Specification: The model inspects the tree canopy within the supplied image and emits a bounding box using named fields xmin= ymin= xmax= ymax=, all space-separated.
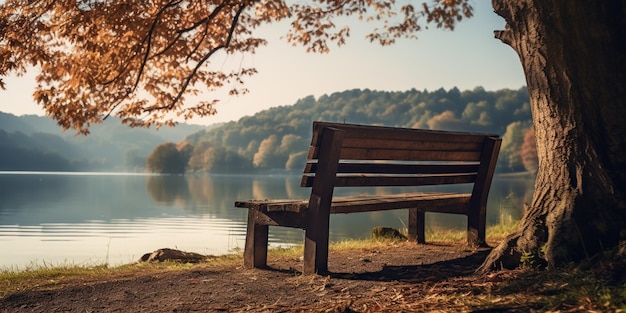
xmin=146 ymin=142 xmax=191 ymax=174
xmin=1 ymin=0 xmax=472 ymax=134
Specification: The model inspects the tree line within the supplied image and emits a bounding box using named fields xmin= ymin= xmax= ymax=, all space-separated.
xmin=148 ymin=86 xmax=537 ymax=174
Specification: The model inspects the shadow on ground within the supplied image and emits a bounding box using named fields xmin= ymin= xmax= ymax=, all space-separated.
xmin=329 ymin=248 xmax=491 ymax=283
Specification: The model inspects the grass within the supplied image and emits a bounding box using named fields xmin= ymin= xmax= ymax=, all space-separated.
xmin=0 ymin=261 xmax=194 ymax=298
xmin=0 ymin=250 xmax=252 ymax=295
xmin=421 ymin=214 xmax=519 ymax=245
xmin=484 ymin=253 xmax=626 ymax=312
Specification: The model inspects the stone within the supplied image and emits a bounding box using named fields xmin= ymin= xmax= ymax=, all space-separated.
xmin=139 ymin=248 xmax=210 ymax=263
xmin=370 ymin=227 xmax=407 ymax=241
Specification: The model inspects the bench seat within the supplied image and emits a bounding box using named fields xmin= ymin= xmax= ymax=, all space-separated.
xmin=235 ymin=192 xmax=470 ymax=214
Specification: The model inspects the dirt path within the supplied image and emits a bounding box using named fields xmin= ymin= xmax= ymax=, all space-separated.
xmin=1 ymin=243 xmax=510 ymax=312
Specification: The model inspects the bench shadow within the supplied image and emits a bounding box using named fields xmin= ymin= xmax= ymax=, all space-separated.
xmin=326 ymin=248 xmax=491 ymax=283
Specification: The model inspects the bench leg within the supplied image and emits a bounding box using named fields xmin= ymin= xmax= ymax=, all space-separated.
xmin=244 ymin=210 xmax=268 ymax=268
xmin=467 ymin=211 xmax=488 ymax=248
xmin=303 ymin=218 xmax=330 ymax=275
xmin=408 ymin=208 xmax=426 ymax=244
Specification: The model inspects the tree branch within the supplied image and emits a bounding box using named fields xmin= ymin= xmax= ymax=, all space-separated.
xmin=100 ymin=0 xmax=182 ymax=86
xmin=494 ymin=29 xmax=513 ymax=46
xmin=179 ymin=0 xmax=230 ymax=34
xmin=153 ymin=0 xmax=232 ymax=59
xmin=144 ymin=3 xmax=247 ymax=112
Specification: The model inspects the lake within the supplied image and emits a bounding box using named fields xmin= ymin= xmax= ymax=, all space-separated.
xmin=0 ymin=171 xmax=534 ymax=269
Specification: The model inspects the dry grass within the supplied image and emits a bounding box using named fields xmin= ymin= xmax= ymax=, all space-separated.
xmin=0 ymin=261 xmax=201 ymax=298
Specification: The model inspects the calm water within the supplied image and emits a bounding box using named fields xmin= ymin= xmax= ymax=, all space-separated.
xmin=0 ymin=172 xmax=534 ymax=269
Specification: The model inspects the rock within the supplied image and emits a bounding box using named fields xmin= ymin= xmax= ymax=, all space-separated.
xmin=139 ymin=248 xmax=210 ymax=263
xmin=370 ymin=227 xmax=407 ymax=241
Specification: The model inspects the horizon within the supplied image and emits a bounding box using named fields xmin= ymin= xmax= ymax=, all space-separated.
xmin=0 ymin=2 xmax=526 ymax=126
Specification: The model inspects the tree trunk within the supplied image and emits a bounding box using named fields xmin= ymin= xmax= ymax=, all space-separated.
xmin=479 ymin=0 xmax=626 ymax=272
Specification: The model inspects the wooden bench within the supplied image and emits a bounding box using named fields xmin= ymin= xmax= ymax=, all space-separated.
xmin=235 ymin=121 xmax=501 ymax=274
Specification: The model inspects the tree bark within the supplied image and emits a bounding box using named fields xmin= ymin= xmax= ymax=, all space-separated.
xmin=479 ymin=0 xmax=626 ymax=272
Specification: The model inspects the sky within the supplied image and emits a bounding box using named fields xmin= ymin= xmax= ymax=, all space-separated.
xmin=0 ymin=1 xmax=526 ymax=126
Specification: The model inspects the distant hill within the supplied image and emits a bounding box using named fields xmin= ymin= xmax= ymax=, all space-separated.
xmin=0 ymin=112 xmax=37 ymax=134
xmin=0 ymin=112 xmax=205 ymax=171
xmin=180 ymin=86 xmax=535 ymax=174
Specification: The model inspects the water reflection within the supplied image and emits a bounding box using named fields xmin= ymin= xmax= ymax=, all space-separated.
xmin=146 ymin=175 xmax=190 ymax=205
xmin=0 ymin=172 xmax=534 ymax=269
xmin=487 ymin=173 xmax=535 ymax=225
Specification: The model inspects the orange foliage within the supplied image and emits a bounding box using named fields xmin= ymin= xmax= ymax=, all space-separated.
xmin=1 ymin=0 xmax=472 ymax=134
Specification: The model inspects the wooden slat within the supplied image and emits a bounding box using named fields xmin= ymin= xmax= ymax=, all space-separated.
xmin=301 ymin=173 xmax=476 ymax=187
xmin=311 ymin=122 xmax=497 ymax=145
xmin=335 ymin=174 xmax=477 ymax=187
xmin=303 ymin=162 xmax=480 ymax=175
xmin=343 ymin=147 xmax=483 ymax=161
xmin=308 ymin=146 xmax=483 ymax=161
xmin=329 ymin=193 xmax=470 ymax=214
xmin=235 ymin=199 xmax=305 ymax=212
xmin=339 ymin=137 xmax=485 ymax=151
xmin=236 ymin=199 xmax=308 ymax=212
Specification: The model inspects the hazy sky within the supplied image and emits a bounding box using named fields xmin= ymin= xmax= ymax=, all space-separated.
xmin=0 ymin=2 xmax=526 ymax=125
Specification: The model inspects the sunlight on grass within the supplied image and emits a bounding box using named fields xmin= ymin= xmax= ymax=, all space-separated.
xmin=0 ymin=260 xmax=206 ymax=297
xmin=1 ymin=263 xmax=110 ymax=297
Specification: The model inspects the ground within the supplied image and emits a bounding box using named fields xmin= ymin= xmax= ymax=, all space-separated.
xmin=2 ymin=241 xmax=622 ymax=312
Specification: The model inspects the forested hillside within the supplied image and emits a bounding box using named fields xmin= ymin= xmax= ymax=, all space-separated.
xmin=179 ymin=87 xmax=536 ymax=174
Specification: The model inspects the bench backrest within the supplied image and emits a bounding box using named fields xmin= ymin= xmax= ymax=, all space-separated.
xmin=298 ymin=122 xmax=500 ymax=272
xmin=300 ymin=122 xmax=501 ymax=210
